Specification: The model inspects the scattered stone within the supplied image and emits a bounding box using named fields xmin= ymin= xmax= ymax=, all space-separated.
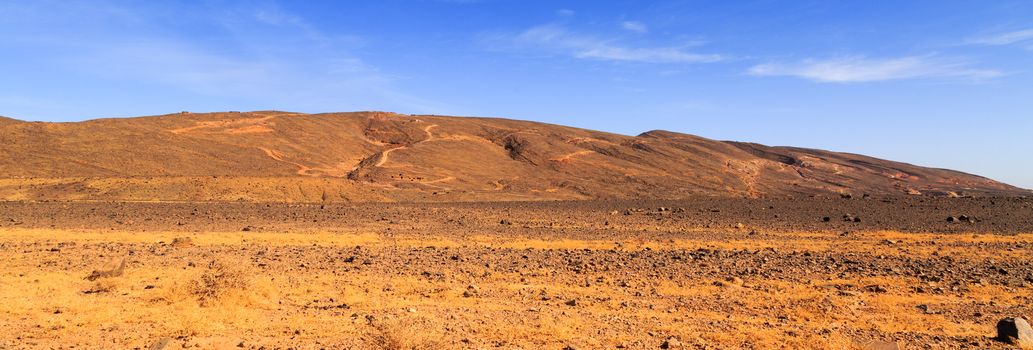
xmin=565 ymin=299 xmax=578 ymax=306
xmin=660 ymin=336 xmax=682 ymax=349
xmin=863 ymin=285 xmax=888 ymax=293
xmin=463 ymin=285 xmax=479 ymax=298
xmin=539 ymin=291 xmax=551 ymax=301
xmin=241 ymin=226 xmax=253 ymax=232
xmin=996 ymin=317 xmax=1033 ymax=347
xmin=86 ymin=259 xmax=126 ymax=281
xmin=714 ymin=276 xmax=744 ymax=288
xmin=916 ymin=304 xmax=940 ymax=315
xmin=838 ymin=290 xmax=861 ymax=297
xmin=148 ymin=337 xmax=170 ymax=350
xmin=499 ymin=219 xmax=512 ymax=225
xmin=170 ymin=237 xmax=194 ymax=248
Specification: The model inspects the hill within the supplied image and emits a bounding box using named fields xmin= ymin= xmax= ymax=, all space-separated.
xmin=0 ymin=111 xmax=1025 ymax=202
xmin=0 ymin=116 xmax=21 ymax=126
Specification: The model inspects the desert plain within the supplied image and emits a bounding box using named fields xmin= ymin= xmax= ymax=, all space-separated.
xmin=1 ymin=197 xmax=1031 ymax=349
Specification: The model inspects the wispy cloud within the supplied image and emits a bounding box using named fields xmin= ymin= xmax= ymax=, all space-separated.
xmin=969 ymin=28 xmax=1033 ymax=46
xmin=490 ymin=24 xmax=721 ymax=64
xmin=0 ymin=0 xmax=451 ymax=114
xmin=747 ymin=56 xmax=1002 ymax=83
xmin=620 ymin=21 xmax=648 ymax=34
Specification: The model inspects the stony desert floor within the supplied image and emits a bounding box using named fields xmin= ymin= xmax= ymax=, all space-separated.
xmin=0 ymin=197 xmax=1031 ymax=349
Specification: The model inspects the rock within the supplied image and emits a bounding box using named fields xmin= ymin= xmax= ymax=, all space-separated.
xmin=838 ymin=290 xmax=861 ymax=297
xmin=241 ymin=226 xmax=253 ymax=232
xmin=947 ymin=216 xmax=958 ymax=223
xmin=916 ymin=304 xmax=940 ymax=314
xmin=499 ymin=219 xmax=512 ymax=225
xmin=864 ymin=285 xmax=888 ymax=293
xmin=148 ymin=338 xmax=171 ymax=350
xmin=564 ymin=299 xmax=578 ymax=306
xmin=660 ymin=336 xmax=682 ymax=349
xmin=822 ymin=216 xmax=831 ymax=222
xmin=996 ymin=317 xmax=1033 ymax=347
xmin=85 ymin=259 xmax=127 ymax=281
xmin=170 ymin=237 xmax=194 ymax=248
xmin=714 ymin=276 xmax=743 ymax=288
xmin=856 ymin=339 xmax=901 ymax=350
xmin=463 ymin=285 xmax=479 ymax=297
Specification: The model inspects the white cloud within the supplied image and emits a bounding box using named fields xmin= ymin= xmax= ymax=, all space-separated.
xmin=501 ymin=24 xmax=721 ymax=64
xmin=620 ymin=21 xmax=647 ymax=33
xmin=556 ymin=9 xmax=575 ymax=17
xmin=969 ymin=28 xmax=1033 ymax=46
xmin=747 ymin=56 xmax=1002 ymax=83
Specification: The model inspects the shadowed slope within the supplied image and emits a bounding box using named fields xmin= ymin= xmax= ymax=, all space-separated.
xmin=0 ymin=111 xmax=1025 ymax=202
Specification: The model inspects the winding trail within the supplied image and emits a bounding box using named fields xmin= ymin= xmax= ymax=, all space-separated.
xmin=549 ymin=150 xmax=596 ymax=163
xmin=374 ymin=124 xmax=438 ymax=167
xmin=257 ymin=147 xmax=355 ymax=177
xmin=169 ymin=113 xmax=302 ymax=135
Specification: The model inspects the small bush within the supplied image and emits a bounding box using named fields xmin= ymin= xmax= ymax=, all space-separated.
xmin=189 ymin=260 xmax=249 ymax=307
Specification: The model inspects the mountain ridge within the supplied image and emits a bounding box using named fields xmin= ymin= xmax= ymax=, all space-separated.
xmin=0 ymin=111 xmax=1026 ymax=202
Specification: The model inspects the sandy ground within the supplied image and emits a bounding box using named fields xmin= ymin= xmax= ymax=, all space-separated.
xmin=0 ymin=198 xmax=1031 ymax=349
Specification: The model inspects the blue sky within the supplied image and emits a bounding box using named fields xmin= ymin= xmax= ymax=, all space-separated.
xmin=1 ymin=0 xmax=1031 ymax=188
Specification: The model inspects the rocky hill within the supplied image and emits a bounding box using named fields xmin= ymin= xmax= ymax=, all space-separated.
xmin=0 ymin=111 xmax=1025 ymax=202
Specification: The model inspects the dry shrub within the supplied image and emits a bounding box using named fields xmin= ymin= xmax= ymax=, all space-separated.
xmin=369 ymin=318 xmax=442 ymax=350
xmin=189 ymin=260 xmax=250 ymax=307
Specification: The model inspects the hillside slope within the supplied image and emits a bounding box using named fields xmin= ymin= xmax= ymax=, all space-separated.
xmin=0 ymin=111 xmax=1025 ymax=202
